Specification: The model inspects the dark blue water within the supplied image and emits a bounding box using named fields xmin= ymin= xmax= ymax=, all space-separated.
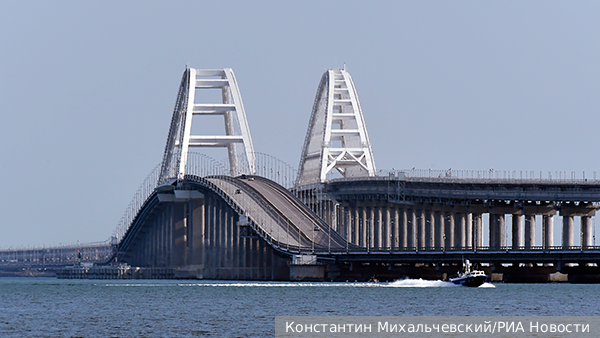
xmin=1 ymin=278 xmax=598 ymax=337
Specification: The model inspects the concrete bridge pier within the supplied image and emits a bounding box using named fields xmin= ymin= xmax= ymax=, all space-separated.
xmin=354 ymin=207 xmax=360 ymax=247
xmin=465 ymin=213 xmax=473 ymax=249
xmin=361 ymin=207 xmax=368 ymax=248
xmin=168 ymin=203 xmax=185 ymax=267
xmin=392 ymin=207 xmax=400 ymax=250
xmin=543 ymin=215 xmax=554 ymax=249
xmin=512 ymin=214 xmax=523 ymax=249
xmin=119 ymin=186 xmax=294 ymax=280
xmin=444 ymin=212 xmax=455 ymax=250
xmin=384 ymin=206 xmax=392 ymax=250
xmin=561 ymin=205 xmax=596 ymax=249
xmin=472 ymin=213 xmax=483 ymax=248
xmin=343 ymin=204 xmax=352 ymax=244
xmin=582 ymin=216 xmax=593 ymax=249
xmin=524 ymin=215 xmax=536 ymax=249
xmin=336 ymin=203 xmax=346 ymax=240
xmin=562 ymin=215 xmax=575 ymax=248
xmin=425 ymin=209 xmax=435 ymax=250
xmin=368 ymin=205 xmax=376 ymax=249
xmin=400 ymin=207 xmax=408 ymax=249
xmin=489 ymin=214 xmax=505 ymax=249
xmin=434 ymin=211 xmax=444 ymax=250
xmin=407 ymin=209 xmax=416 ymax=249
xmin=370 ymin=205 xmax=377 ymax=249
xmin=417 ymin=209 xmax=426 ymax=250
xmin=455 ymin=212 xmax=466 ymax=249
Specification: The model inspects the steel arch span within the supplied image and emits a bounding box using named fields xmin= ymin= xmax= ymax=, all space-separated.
xmin=160 ymin=68 xmax=256 ymax=183
xmin=296 ymin=67 xmax=377 ymax=187
xmin=67 ymin=66 xmax=600 ymax=283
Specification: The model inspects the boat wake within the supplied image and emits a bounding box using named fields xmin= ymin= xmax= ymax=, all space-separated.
xmin=384 ymin=279 xmax=496 ymax=288
xmin=478 ymin=283 xmax=496 ymax=288
xmin=102 ymin=280 xmax=496 ymax=288
xmin=385 ymin=278 xmax=457 ymax=288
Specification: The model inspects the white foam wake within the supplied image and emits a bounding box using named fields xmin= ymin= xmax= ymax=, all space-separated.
xmin=478 ymin=282 xmax=496 ymax=288
xmin=102 ymin=280 xmax=496 ymax=288
xmin=385 ymin=278 xmax=458 ymax=288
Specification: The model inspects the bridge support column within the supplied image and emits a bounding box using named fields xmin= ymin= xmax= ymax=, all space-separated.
xmin=371 ymin=206 xmax=378 ymax=249
xmin=147 ymin=221 xmax=154 ymax=266
xmin=190 ymin=198 xmax=205 ymax=266
xmin=166 ymin=205 xmax=174 ymax=266
xmin=465 ymin=213 xmax=473 ymax=249
xmin=434 ymin=211 xmax=444 ymax=250
xmin=172 ymin=203 xmax=187 ymax=267
xmin=156 ymin=212 xmax=164 ymax=266
xmin=408 ymin=209 xmax=416 ymax=250
xmin=344 ymin=204 xmax=352 ymax=242
xmin=417 ymin=209 xmax=426 ymax=250
xmin=147 ymin=220 xmax=154 ymax=266
xmin=561 ymin=205 xmax=596 ymax=249
xmin=489 ymin=214 xmax=495 ymax=249
xmin=512 ymin=215 xmax=523 ymax=249
xmin=444 ymin=212 xmax=454 ymax=250
xmin=217 ymin=199 xmax=226 ymax=273
xmin=369 ymin=206 xmax=376 ymax=249
xmin=353 ymin=207 xmax=360 ymax=246
xmin=336 ymin=203 xmax=343 ymax=237
xmin=380 ymin=205 xmax=387 ymax=249
xmin=543 ymin=215 xmax=554 ymax=249
xmin=361 ymin=207 xmax=368 ymax=248
xmin=384 ymin=206 xmax=391 ymax=250
xmin=562 ymin=215 xmax=574 ymax=249
xmin=582 ymin=216 xmax=593 ymax=249
xmin=472 ymin=213 xmax=483 ymax=248
xmin=252 ymin=238 xmax=259 ymax=279
xmin=525 ymin=215 xmax=536 ymax=249
xmin=400 ymin=207 xmax=408 ymax=249
xmin=378 ymin=205 xmax=385 ymax=249
xmin=490 ymin=214 xmax=505 ymax=249
xmin=392 ymin=206 xmax=400 ymax=250
xmin=426 ymin=209 xmax=435 ymax=250
xmin=455 ymin=212 xmax=466 ymax=249
xmin=499 ymin=214 xmax=506 ymax=248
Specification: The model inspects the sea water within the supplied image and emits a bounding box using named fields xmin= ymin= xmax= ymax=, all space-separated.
xmin=1 ymin=277 xmax=598 ymax=337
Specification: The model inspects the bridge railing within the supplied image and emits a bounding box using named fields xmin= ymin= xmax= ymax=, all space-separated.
xmin=253 ymin=152 xmax=298 ymax=190
xmin=113 ymin=164 xmax=161 ymax=242
xmin=113 ymin=152 xmax=299 ymax=246
xmin=185 ymin=174 xmax=357 ymax=254
xmin=325 ymin=168 xmax=600 ymax=185
xmin=0 ymin=240 xmax=113 ymax=267
xmin=393 ymin=168 xmax=600 ymax=184
xmin=305 ymin=245 xmax=600 ymax=255
xmin=185 ymin=175 xmax=312 ymax=253
xmin=184 ymin=152 xmax=298 ymax=189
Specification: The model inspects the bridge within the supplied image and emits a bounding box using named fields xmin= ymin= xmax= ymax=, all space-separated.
xmin=3 ymin=66 xmax=600 ymax=282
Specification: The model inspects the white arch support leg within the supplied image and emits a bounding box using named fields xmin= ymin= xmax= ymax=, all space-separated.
xmin=159 ymin=67 xmax=256 ymax=183
xmin=297 ymin=67 xmax=376 ymax=186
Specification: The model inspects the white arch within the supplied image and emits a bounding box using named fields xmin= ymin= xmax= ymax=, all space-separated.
xmin=296 ymin=68 xmax=376 ymax=186
xmin=159 ymin=68 xmax=256 ymax=183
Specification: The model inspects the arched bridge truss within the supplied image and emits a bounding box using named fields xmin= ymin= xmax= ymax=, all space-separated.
xmin=111 ymin=67 xmax=600 ymax=282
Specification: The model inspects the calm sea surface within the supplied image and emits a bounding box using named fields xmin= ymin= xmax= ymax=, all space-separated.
xmin=1 ymin=277 xmax=598 ymax=337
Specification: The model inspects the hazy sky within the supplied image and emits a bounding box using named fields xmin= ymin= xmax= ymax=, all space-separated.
xmin=1 ymin=1 xmax=599 ymax=248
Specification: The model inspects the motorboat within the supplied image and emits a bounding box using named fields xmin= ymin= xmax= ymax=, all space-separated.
xmin=448 ymin=259 xmax=488 ymax=287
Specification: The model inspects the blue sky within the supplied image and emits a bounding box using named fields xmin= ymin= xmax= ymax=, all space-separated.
xmin=1 ymin=1 xmax=599 ymax=247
